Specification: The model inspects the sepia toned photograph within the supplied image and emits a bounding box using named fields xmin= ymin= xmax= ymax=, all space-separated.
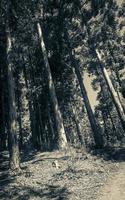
xmin=0 ymin=0 xmax=125 ymax=199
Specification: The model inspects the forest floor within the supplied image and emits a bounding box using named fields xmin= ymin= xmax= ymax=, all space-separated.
xmin=0 ymin=147 xmax=125 ymax=200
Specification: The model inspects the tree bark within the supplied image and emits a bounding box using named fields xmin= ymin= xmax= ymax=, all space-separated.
xmin=6 ymin=32 xmax=20 ymax=170
xmin=0 ymin=68 xmax=6 ymax=150
xmin=37 ymin=23 xmax=68 ymax=150
xmin=16 ymin=73 xmax=23 ymax=149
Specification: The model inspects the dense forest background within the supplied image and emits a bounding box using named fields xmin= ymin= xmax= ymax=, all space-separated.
xmin=0 ymin=0 xmax=125 ymax=171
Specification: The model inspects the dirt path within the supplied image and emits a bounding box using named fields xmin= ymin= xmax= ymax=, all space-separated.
xmin=98 ymin=162 xmax=125 ymax=200
xmin=0 ymin=150 xmax=122 ymax=200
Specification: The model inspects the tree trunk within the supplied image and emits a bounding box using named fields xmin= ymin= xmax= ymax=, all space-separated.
xmin=96 ymin=49 xmax=125 ymax=131
xmin=6 ymin=32 xmax=20 ymax=170
xmin=47 ymin=101 xmax=55 ymax=150
xmin=37 ymin=23 xmax=67 ymax=150
xmin=16 ymin=73 xmax=23 ymax=149
xmin=72 ymin=106 xmax=86 ymax=148
xmin=107 ymin=43 xmax=125 ymax=112
xmin=23 ymin=66 xmax=37 ymax=148
xmin=19 ymin=71 xmax=32 ymax=148
xmin=100 ymin=82 xmax=116 ymax=144
xmin=101 ymin=110 xmax=109 ymax=144
xmin=72 ymin=59 xmax=103 ymax=147
xmin=0 ymin=69 xmax=6 ymax=150
xmin=64 ymin=29 xmax=103 ymax=147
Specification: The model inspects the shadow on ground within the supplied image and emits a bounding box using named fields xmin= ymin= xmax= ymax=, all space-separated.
xmin=1 ymin=146 xmax=125 ymax=200
xmin=0 ymin=151 xmax=69 ymax=200
xmin=0 ymin=152 xmax=15 ymax=199
xmin=0 ymin=183 xmax=69 ymax=200
xmin=92 ymin=147 xmax=125 ymax=162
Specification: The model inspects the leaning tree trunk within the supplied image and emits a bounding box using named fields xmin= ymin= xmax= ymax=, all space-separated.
xmin=107 ymin=42 xmax=125 ymax=112
xmin=37 ymin=23 xmax=68 ymax=150
xmin=6 ymin=32 xmax=20 ymax=170
xmin=64 ymin=31 xmax=103 ymax=148
xmin=72 ymin=59 xmax=103 ymax=147
xmin=96 ymin=49 xmax=125 ymax=131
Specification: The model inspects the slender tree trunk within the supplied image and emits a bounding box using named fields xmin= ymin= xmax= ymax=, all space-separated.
xmin=6 ymin=32 xmax=20 ymax=170
xmin=23 ymin=66 xmax=37 ymax=148
xmin=16 ymin=74 xmax=23 ymax=149
xmin=37 ymin=102 xmax=45 ymax=150
xmin=37 ymin=23 xmax=67 ymax=150
xmin=19 ymin=71 xmax=32 ymax=148
xmin=0 ymin=72 xmax=6 ymax=150
xmin=101 ymin=110 xmax=109 ymax=143
xmin=96 ymin=49 xmax=125 ymax=130
xmin=72 ymin=106 xmax=86 ymax=148
xmin=47 ymin=101 xmax=55 ymax=150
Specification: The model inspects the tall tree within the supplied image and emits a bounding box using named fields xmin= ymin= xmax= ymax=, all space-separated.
xmin=96 ymin=49 xmax=125 ymax=130
xmin=37 ymin=23 xmax=68 ymax=150
xmin=6 ymin=31 xmax=20 ymax=170
xmin=6 ymin=1 xmax=20 ymax=170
